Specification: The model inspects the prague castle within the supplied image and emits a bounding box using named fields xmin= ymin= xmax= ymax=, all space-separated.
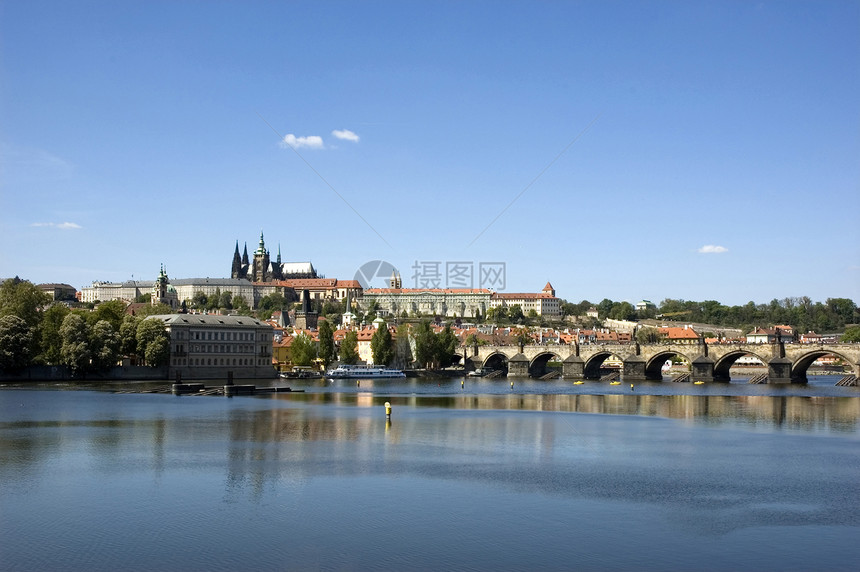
xmin=231 ymin=231 xmax=317 ymax=282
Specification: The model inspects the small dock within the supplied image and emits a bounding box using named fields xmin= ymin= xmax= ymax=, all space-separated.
xmin=172 ymin=383 xmax=302 ymax=396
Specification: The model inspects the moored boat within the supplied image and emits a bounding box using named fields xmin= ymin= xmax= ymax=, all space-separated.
xmin=326 ymin=364 xmax=406 ymax=379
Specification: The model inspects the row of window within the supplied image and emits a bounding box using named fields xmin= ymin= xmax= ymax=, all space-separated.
xmin=171 ymin=358 xmax=269 ymax=367
xmin=189 ymin=330 xmax=261 ymax=341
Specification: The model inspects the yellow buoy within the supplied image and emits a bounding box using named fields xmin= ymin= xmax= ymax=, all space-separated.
xmin=573 ymin=381 xmax=584 ymax=385
xmin=694 ymin=381 xmax=705 ymax=385
xmin=385 ymin=401 xmax=391 ymax=418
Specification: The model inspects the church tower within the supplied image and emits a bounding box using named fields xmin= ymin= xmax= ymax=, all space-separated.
xmin=252 ymin=230 xmax=270 ymax=283
xmin=389 ymin=270 xmax=402 ymax=289
xmin=152 ymin=264 xmax=177 ymax=309
xmin=231 ymin=241 xmax=242 ymax=279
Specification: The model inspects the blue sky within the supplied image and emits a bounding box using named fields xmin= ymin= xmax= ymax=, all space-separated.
xmin=2 ymin=0 xmax=858 ymax=306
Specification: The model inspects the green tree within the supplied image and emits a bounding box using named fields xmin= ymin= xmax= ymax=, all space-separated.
xmin=207 ymin=288 xmax=222 ymax=311
xmin=89 ymin=320 xmax=120 ymax=371
xmin=144 ymin=336 xmax=170 ymax=367
xmin=232 ymin=295 xmax=250 ymax=313
xmin=509 ymin=305 xmax=525 ymax=324
xmin=371 ymin=325 xmax=395 ymax=366
xmin=609 ymin=301 xmax=636 ymax=321
xmin=119 ymin=315 xmax=141 ymax=358
xmin=339 ymin=330 xmax=359 ymax=364
xmin=597 ymin=298 xmax=614 ymax=319
xmin=135 ymin=303 xmax=174 ymax=318
xmin=91 ymin=300 xmax=127 ymax=332
xmin=413 ymin=321 xmax=438 ymax=368
xmin=318 ymin=320 xmax=336 ymax=366
xmin=0 ymin=277 xmax=50 ymax=328
xmin=0 ymin=315 xmax=34 ymax=372
xmin=220 ymin=290 xmax=234 ymax=310
xmin=841 ymin=326 xmax=860 ymax=343
xmin=136 ymin=318 xmax=169 ymax=367
xmin=636 ymin=326 xmax=661 ymax=344
xmin=60 ymin=313 xmax=91 ymax=375
xmin=435 ymin=325 xmax=458 ymax=368
xmin=393 ymin=325 xmax=413 ymax=368
xmin=290 ymin=332 xmax=316 ymax=366
xmin=191 ymin=291 xmax=208 ymax=309
xmin=258 ymin=292 xmax=286 ymax=312
xmin=37 ymin=304 xmax=70 ymax=365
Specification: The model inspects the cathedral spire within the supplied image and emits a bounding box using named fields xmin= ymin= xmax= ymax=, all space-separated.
xmin=277 ymin=243 xmax=282 ymax=264
xmin=242 ymin=243 xmax=249 ymax=265
xmin=255 ymin=229 xmax=266 ymax=255
xmin=231 ymin=241 xmax=242 ymax=279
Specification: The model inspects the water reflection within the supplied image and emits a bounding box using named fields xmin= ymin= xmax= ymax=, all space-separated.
xmin=276 ymin=392 xmax=860 ymax=433
xmin=2 ymin=388 xmax=859 ymax=572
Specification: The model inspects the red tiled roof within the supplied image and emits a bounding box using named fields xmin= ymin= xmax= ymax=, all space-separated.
xmin=491 ymin=292 xmax=556 ymax=300
xmin=365 ymin=288 xmax=491 ymax=294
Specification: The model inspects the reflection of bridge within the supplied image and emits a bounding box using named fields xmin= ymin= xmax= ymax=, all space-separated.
xmin=465 ymin=342 xmax=860 ymax=384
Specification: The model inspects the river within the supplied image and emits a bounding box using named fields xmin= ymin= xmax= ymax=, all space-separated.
xmin=1 ymin=376 xmax=858 ymax=571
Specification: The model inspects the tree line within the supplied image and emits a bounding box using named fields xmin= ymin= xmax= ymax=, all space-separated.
xmin=286 ymin=320 xmax=459 ymax=370
xmin=562 ymin=296 xmax=858 ymax=333
xmin=0 ymin=278 xmax=170 ymax=375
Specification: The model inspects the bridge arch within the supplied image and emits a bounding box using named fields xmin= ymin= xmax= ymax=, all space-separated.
xmin=529 ymin=351 xmax=562 ymax=377
xmin=583 ymin=351 xmax=625 ymax=380
xmin=790 ymin=349 xmax=855 ymax=383
xmin=713 ymin=350 xmax=770 ymax=382
xmin=644 ymin=350 xmax=695 ymax=381
xmin=482 ymin=352 xmax=509 ymax=373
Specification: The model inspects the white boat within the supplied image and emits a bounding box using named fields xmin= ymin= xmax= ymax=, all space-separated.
xmin=326 ymin=364 xmax=406 ymax=379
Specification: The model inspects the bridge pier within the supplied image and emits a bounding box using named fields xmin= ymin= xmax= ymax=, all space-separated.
xmin=767 ymin=356 xmax=793 ymax=384
xmin=562 ymin=354 xmax=584 ymax=379
xmin=622 ymin=355 xmax=647 ymax=382
xmin=691 ymin=355 xmax=716 ymax=383
xmin=508 ymin=353 xmax=529 ymax=377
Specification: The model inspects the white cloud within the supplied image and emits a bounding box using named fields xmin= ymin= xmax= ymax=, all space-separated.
xmin=331 ymin=129 xmax=360 ymax=143
xmin=281 ymin=134 xmax=324 ymax=149
xmin=698 ymin=245 xmax=728 ymax=254
xmin=32 ymin=222 xmax=82 ymax=230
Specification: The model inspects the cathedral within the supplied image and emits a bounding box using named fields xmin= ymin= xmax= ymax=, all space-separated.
xmin=231 ymin=231 xmax=317 ymax=282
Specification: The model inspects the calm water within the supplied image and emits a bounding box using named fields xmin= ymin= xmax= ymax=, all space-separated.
xmin=1 ymin=377 xmax=859 ymax=571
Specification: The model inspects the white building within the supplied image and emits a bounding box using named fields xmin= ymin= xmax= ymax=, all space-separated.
xmin=361 ymin=288 xmax=492 ymax=318
xmin=489 ymin=283 xmax=561 ymax=318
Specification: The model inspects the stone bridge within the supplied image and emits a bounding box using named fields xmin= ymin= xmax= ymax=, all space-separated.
xmin=464 ymin=341 xmax=860 ymax=384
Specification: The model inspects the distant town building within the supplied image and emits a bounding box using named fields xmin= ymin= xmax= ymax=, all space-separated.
xmin=274 ymin=278 xmax=363 ymax=303
xmin=361 ymin=281 xmax=562 ymax=319
xmin=37 ymin=283 xmax=77 ymax=302
xmin=147 ymin=314 xmax=274 ymax=379
xmin=746 ymin=326 xmax=795 ymax=344
xmin=81 ymin=280 xmax=155 ymax=304
xmin=799 ymin=331 xmax=822 ymax=344
xmin=657 ymin=326 xmax=701 ymax=344
xmin=361 ymin=287 xmax=492 ymax=318
xmin=635 ymin=300 xmax=656 ymax=312
xmin=489 ymin=283 xmax=561 ymax=318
